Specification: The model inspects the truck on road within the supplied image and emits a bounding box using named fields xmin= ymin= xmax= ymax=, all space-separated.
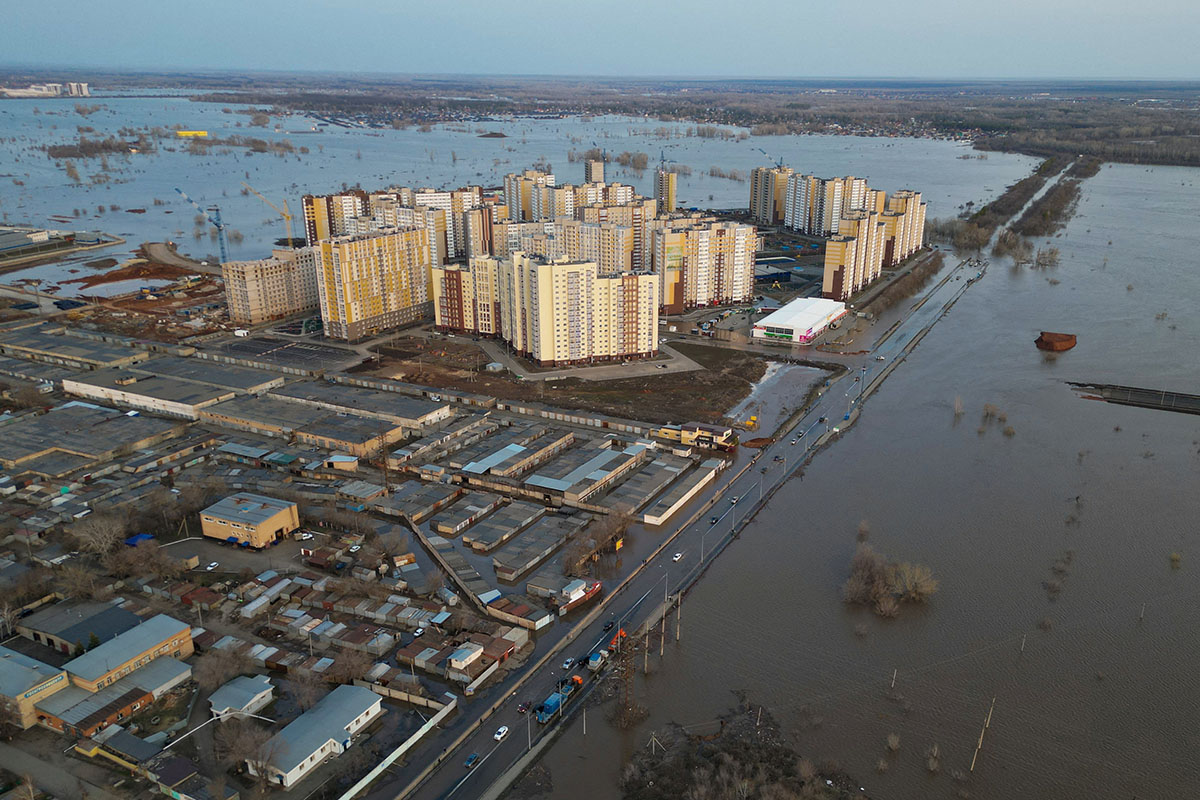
xmin=536 ymin=691 xmax=566 ymax=724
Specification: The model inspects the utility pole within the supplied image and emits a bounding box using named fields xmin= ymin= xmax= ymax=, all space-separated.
xmin=643 ymin=630 xmax=649 ymax=674
xmin=676 ymin=594 xmax=681 ymax=641
xmin=660 ymin=606 xmax=666 ymax=657
xmin=527 ymin=712 xmax=531 ymax=750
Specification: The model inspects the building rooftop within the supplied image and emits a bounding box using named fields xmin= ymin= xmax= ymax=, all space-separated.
xmin=64 ymin=369 xmax=233 ymax=407
xmin=264 ymin=684 xmax=381 ymax=776
xmin=202 ymin=493 xmax=296 ymax=526
xmin=0 ymin=325 xmax=145 ymax=369
xmin=63 ymin=615 xmax=190 ymax=683
xmin=0 ymin=401 xmax=185 ymax=477
xmin=754 ymin=296 xmax=847 ymax=336
xmin=0 ymin=646 xmax=62 ymax=698
xmin=20 ymin=601 xmax=141 ymax=647
xmin=271 ymin=381 xmax=446 ymax=426
xmin=137 ymin=356 xmax=283 ymax=392
xmin=208 ymin=674 xmax=273 ymax=715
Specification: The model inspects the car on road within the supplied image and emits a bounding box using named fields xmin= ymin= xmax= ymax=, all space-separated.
xmin=710 ymin=516 xmax=719 ymax=525
xmin=760 ymin=466 xmax=768 ymax=473
xmin=413 ymin=627 xmax=425 ymax=638
xmin=818 ymin=416 xmax=828 ymax=424
xmin=672 ymin=552 xmax=683 ymax=562
xmin=730 ymin=496 xmax=739 ymax=505
xmin=603 ymin=620 xmax=615 ymax=632
xmin=464 ymin=753 xmax=480 ymax=769
xmin=205 ymin=562 xmax=219 ymax=572
xmin=562 ymin=657 xmax=575 ymax=670
xmin=773 ymin=455 xmax=783 ymax=461
xmin=790 ymin=439 xmax=797 ymax=445
xmin=517 ymin=701 xmax=531 ymax=714
xmin=494 ymin=725 xmax=510 ymax=742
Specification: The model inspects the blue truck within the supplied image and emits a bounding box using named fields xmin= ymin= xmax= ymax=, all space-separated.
xmin=536 ymin=691 xmax=565 ymax=724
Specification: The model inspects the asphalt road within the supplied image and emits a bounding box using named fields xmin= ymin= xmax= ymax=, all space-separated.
xmin=379 ymin=256 xmax=979 ymax=800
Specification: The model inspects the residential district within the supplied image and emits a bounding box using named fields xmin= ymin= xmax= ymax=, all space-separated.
xmin=0 ymin=157 xmax=926 ymax=799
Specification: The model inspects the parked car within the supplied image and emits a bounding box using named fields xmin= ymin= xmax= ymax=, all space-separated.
xmin=494 ymin=725 xmax=509 ymax=742
xmin=205 ymin=562 xmax=219 ymax=572
xmin=413 ymin=627 xmax=425 ymax=638
xmin=464 ymin=753 xmax=480 ymax=769
xmin=349 ymin=544 xmax=361 ymax=553
xmin=876 ymin=355 xmax=886 ymax=361
xmin=672 ymin=552 xmax=683 ymax=562
xmin=297 ymin=532 xmax=314 ymax=541
xmin=562 ymin=657 xmax=575 ymax=670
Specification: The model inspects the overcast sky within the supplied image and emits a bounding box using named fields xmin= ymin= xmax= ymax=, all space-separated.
xmin=2 ymin=0 xmax=1197 ymax=80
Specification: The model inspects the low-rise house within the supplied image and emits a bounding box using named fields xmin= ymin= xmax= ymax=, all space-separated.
xmin=209 ymin=674 xmax=274 ymax=719
xmin=248 ymin=684 xmax=384 ymax=788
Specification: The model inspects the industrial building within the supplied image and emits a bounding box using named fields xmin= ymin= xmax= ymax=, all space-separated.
xmin=752 ymin=296 xmax=848 ymax=344
xmin=60 ymin=614 xmax=192 ymax=693
xmin=200 ymin=493 xmax=299 ymax=549
xmin=208 ymin=674 xmax=274 ymax=719
xmin=0 ymin=647 xmax=68 ymax=729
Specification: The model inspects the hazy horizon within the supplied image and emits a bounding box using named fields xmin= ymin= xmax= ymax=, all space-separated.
xmin=1 ymin=0 xmax=1197 ymax=81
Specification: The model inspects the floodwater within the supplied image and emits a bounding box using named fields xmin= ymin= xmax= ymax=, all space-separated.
xmin=1 ymin=92 xmax=1035 ymax=293
xmin=537 ymin=163 xmax=1200 ymax=799
xmin=8 ymin=94 xmax=1195 ymax=798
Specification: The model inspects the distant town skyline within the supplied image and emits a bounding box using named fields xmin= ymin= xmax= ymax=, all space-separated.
xmin=1 ymin=0 xmax=1197 ymax=80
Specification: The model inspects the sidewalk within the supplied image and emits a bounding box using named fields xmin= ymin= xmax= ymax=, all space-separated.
xmin=0 ymin=740 xmax=124 ymax=800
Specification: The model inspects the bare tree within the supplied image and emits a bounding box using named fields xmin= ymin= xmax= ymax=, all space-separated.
xmin=194 ymin=650 xmax=252 ymax=691
xmin=71 ymin=513 xmax=126 ymax=555
xmin=288 ymin=669 xmax=325 ymax=711
xmin=326 ymin=649 xmax=372 ymax=684
xmin=58 ymin=566 xmax=109 ymax=601
xmin=216 ymin=717 xmax=277 ymax=785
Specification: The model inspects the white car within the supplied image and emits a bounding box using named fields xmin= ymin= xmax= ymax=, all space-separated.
xmin=672 ymin=552 xmax=683 ymax=562
xmin=561 ymin=657 xmax=575 ymax=670
xmin=349 ymin=544 xmax=361 ymax=553
xmin=298 ymin=532 xmax=314 ymax=541
xmin=205 ymin=562 xmax=219 ymax=572
xmin=413 ymin=627 xmax=425 ymax=638
xmin=494 ymin=725 xmax=510 ymax=742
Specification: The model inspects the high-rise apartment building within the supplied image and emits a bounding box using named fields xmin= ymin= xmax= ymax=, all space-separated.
xmin=434 ymin=254 xmax=658 ymax=365
xmin=368 ymin=199 xmax=449 ymax=267
xmin=882 ymin=190 xmax=926 ymax=266
xmin=512 ymin=219 xmax=635 ymax=275
xmin=822 ymin=209 xmax=884 ymax=301
xmin=749 ymin=166 xmax=793 ymax=225
xmin=302 ymin=190 xmax=370 ymax=245
xmin=315 ymin=228 xmax=432 ymax=341
xmin=578 ymin=198 xmax=659 ymax=270
xmin=654 ymin=168 xmax=677 ymax=216
xmin=463 ymin=207 xmax=495 ymax=258
xmin=431 ymin=258 xmax=502 ymax=337
xmin=503 ymin=170 xmax=556 ymax=221
xmin=222 ymin=248 xmax=319 ymax=325
xmin=584 ymin=159 xmax=605 ymax=184
xmin=652 ymin=220 xmax=757 ymax=314
xmin=573 ymin=182 xmax=635 ymax=209
xmin=783 ymin=175 xmax=867 ymax=236
xmin=530 ymin=185 xmax=575 ymax=221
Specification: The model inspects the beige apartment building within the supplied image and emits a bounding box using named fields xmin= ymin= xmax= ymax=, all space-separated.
xmin=315 ymin=227 xmax=432 ymax=341
xmin=654 ymin=167 xmax=677 ymax=215
xmin=434 ymin=253 xmax=658 ymax=365
xmin=431 ymin=258 xmax=502 ymax=336
xmin=513 ymin=219 xmax=635 ymax=275
xmin=367 ymin=199 xmax=449 ymax=266
xmin=530 ymin=185 xmax=575 ymax=221
xmin=749 ymin=166 xmax=793 ymax=225
xmin=577 ymin=198 xmax=659 ymax=270
xmin=652 ymin=220 xmax=757 ymax=313
xmin=823 ymin=209 xmax=883 ymax=300
xmin=783 ymin=174 xmax=867 ymax=235
xmin=222 ymin=247 xmax=319 ymax=325
xmin=499 ymin=254 xmax=659 ymax=365
xmin=504 ymin=169 xmax=556 ymax=221
xmin=573 ymin=181 xmax=634 ymax=208
xmin=883 ymin=190 xmax=926 ymax=265
xmin=583 ymin=159 xmax=605 ymax=184
xmin=302 ymin=190 xmax=370 ymax=245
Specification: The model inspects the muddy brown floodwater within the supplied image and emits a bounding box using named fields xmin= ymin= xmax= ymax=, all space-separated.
xmin=537 ymin=163 xmax=1200 ymax=800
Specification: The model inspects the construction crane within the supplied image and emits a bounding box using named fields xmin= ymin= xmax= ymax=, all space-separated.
xmin=241 ymin=182 xmax=296 ymax=248
xmin=175 ymin=187 xmax=229 ymax=263
xmin=755 ymin=147 xmax=785 ymax=168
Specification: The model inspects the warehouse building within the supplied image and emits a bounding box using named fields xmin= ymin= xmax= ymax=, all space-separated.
xmin=200 ymin=493 xmax=299 ymax=549
xmin=61 ymin=369 xmax=236 ymax=419
xmin=751 ymin=296 xmax=847 ymax=344
xmin=0 ymin=647 xmax=69 ymax=728
xmin=62 ymin=614 xmax=193 ymax=693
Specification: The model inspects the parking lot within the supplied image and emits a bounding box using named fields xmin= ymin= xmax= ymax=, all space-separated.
xmin=162 ymin=532 xmax=327 ymax=577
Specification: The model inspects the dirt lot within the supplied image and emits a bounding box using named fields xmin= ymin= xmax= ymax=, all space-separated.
xmin=355 ymin=338 xmax=767 ymax=425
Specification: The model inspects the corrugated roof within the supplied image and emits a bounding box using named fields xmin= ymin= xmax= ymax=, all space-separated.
xmin=63 ymin=615 xmax=189 ymax=683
